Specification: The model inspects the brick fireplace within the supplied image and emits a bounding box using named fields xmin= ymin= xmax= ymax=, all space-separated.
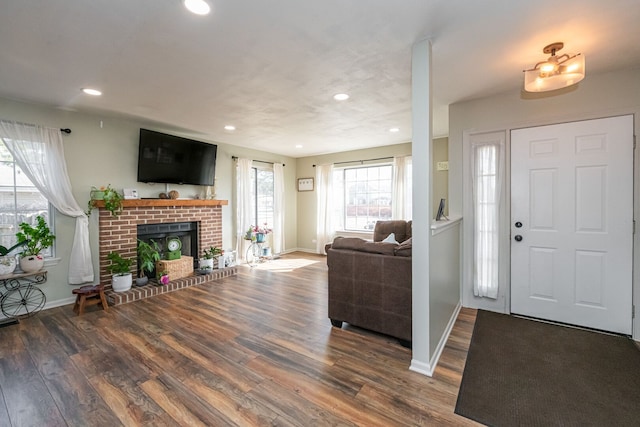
xmin=96 ymin=199 xmax=228 ymax=287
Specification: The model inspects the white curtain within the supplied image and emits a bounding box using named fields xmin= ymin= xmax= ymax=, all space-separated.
xmin=235 ymin=158 xmax=253 ymax=261
xmin=392 ymin=155 xmax=412 ymax=220
xmin=471 ymin=140 xmax=504 ymax=298
xmin=272 ymin=163 xmax=285 ymax=254
xmin=315 ymin=163 xmax=334 ymax=253
xmin=0 ymin=120 xmax=94 ymax=284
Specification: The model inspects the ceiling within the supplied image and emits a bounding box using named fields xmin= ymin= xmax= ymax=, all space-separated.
xmin=1 ymin=1 xmax=639 ymax=158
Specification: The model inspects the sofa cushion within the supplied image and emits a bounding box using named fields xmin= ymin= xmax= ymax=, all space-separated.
xmin=331 ymin=237 xmax=397 ymax=256
xmin=330 ymin=237 xmax=366 ymax=251
xmin=394 ymin=237 xmax=412 ymax=257
xmin=360 ymin=241 xmax=397 ymax=256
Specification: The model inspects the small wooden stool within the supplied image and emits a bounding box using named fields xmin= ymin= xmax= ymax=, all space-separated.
xmin=72 ymin=284 xmax=108 ymax=315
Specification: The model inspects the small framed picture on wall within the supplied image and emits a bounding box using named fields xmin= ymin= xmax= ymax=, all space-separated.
xmin=297 ymin=177 xmax=314 ymax=192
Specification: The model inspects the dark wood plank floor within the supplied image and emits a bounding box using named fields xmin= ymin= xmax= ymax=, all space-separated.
xmin=0 ymin=252 xmax=479 ymax=426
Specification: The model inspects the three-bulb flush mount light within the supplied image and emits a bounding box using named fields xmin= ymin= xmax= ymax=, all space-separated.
xmin=523 ymin=42 xmax=585 ymax=92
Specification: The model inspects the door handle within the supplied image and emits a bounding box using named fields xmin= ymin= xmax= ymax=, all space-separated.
xmin=514 ymin=235 xmax=523 ymax=242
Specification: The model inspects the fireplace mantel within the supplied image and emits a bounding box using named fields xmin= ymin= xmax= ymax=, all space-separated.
xmin=94 ymin=199 xmax=228 ymax=208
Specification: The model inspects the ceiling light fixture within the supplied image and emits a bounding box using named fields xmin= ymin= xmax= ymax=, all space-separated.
xmin=333 ymin=93 xmax=349 ymax=101
xmin=82 ymin=88 xmax=102 ymax=96
xmin=224 ymin=125 xmax=236 ymax=131
xmin=183 ymin=0 xmax=211 ymax=15
xmin=523 ymin=42 xmax=585 ymax=92
xmin=389 ymin=127 xmax=400 ymax=133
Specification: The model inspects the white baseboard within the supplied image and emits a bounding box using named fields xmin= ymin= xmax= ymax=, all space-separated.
xmin=409 ymin=359 xmax=432 ymax=376
xmin=0 ymin=295 xmax=75 ymax=321
xmin=409 ymin=302 xmax=462 ymax=377
xmin=282 ymin=248 xmax=323 ymax=255
xmin=45 ymin=296 xmax=76 ymax=310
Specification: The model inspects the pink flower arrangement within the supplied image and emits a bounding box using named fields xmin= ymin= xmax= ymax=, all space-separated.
xmin=251 ymin=224 xmax=272 ymax=235
xmin=159 ymin=273 xmax=169 ymax=285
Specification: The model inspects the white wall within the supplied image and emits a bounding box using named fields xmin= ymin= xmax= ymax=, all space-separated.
xmin=449 ymin=67 xmax=640 ymax=339
xmin=0 ymin=97 xmax=297 ymax=305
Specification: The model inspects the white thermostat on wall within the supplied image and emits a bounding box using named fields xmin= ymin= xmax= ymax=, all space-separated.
xmin=123 ymin=188 xmax=138 ymax=199
xmin=436 ymin=161 xmax=449 ymax=171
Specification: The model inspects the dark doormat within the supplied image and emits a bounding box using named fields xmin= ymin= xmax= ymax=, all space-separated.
xmin=455 ymin=310 xmax=640 ymax=426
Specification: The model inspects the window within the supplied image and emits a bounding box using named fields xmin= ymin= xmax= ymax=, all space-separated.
xmin=250 ymin=166 xmax=274 ymax=228
xmin=333 ymin=164 xmax=393 ymax=231
xmin=0 ymin=141 xmax=52 ymax=256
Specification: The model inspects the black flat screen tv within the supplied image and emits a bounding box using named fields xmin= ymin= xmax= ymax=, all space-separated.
xmin=137 ymin=129 xmax=217 ymax=186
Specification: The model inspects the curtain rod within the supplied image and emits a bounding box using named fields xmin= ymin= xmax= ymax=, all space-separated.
xmin=232 ymin=156 xmax=285 ymax=167
xmin=312 ymin=156 xmax=394 ymax=167
xmin=0 ymin=119 xmax=72 ymax=135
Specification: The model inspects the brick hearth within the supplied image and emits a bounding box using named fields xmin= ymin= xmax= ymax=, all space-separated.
xmin=105 ymin=267 xmax=237 ymax=305
xmin=96 ymin=199 xmax=231 ymax=295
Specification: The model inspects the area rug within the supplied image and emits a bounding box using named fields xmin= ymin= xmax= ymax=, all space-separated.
xmin=455 ymin=310 xmax=640 ymax=426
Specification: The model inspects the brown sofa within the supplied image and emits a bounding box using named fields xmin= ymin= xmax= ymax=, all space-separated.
xmin=326 ymin=220 xmax=412 ymax=345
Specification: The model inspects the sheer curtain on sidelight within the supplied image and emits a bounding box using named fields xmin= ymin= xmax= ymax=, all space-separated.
xmin=0 ymin=120 xmax=94 ymax=284
xmin=471 ymin=140 xmax=503 ymax=298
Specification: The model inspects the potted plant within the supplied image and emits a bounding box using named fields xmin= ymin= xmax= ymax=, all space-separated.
xmin=107 ymin=251 xmax=133 ymax=292
xmin=86 ymin=185 xmax=124 ymax=217
xmin=137 ymin=239 xmax=160 ymax=286
xmin=0 ymin=241 xmax=26 ymax=275
xmin=246 ymin=224 xmax=272 ymax=243
xmin=16 ymin=216 xmax=56 ymax=273
xmin=199 ymin=246 xmax=222 ymax=271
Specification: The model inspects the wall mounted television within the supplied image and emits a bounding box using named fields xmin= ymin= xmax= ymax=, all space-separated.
xmin=137 ymin=128 xmax=217 ymax=186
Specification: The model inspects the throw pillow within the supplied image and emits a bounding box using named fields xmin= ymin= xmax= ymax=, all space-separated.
xmin=395 ymin=237 xmax=412 ymax=257
xmin=382 ymin=233 xmax=398 ymax=244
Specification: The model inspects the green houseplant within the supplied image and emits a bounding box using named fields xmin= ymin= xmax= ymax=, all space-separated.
xmin=137 ymin=239 xmax=160 ymax=286
xmin=199 ymin=246 xmax=222 ymax=271
xmin=16 ymin=216 xmax=56 ymax=273
xmin=107 ymin=251 xmax=133 ymax=292
xmin=86 ymin=185 xmax=124 ymax=217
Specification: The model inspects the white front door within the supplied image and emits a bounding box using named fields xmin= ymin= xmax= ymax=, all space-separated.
xmin=510 ymin=115 xmax=633 ymax=335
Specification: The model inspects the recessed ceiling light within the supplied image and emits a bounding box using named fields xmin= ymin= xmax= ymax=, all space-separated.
xmin=224 ymin=125 xmax=236 ymax=131
xmin=333 ymin=93 xmax=349 ymax=101
xmin=82 ymin=88 xmax=102 ymax=96
xmin=295 ymin=144 xmax=303 ymax=148
xmin=183 ymin=0 xmax=211 ymax=15
xmin=389 ymin=127 xmax=400 ymax=133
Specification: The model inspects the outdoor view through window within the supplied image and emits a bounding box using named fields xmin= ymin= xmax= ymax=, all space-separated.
xmin=334 ymin=165 xmax=393 ymax=231
xmin=0 ymin=141 xmax=51 ymax=255
xmin=250 ymin=167 xmax=274 ymax=229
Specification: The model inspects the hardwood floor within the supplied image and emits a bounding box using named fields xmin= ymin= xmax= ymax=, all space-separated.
xmin=0 ymin=252 xmax=479 ymax=426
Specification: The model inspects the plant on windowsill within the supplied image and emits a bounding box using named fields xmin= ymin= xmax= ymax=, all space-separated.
xmin=107 ymin=251 xmax=133 ymax=293
xmin=16 ymin=216 xmax=56 ymax=273
xmin=85 ymin=185 xmax=124 ymax=217
xmin=137 ymin=239 xmax=160 ymax=286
